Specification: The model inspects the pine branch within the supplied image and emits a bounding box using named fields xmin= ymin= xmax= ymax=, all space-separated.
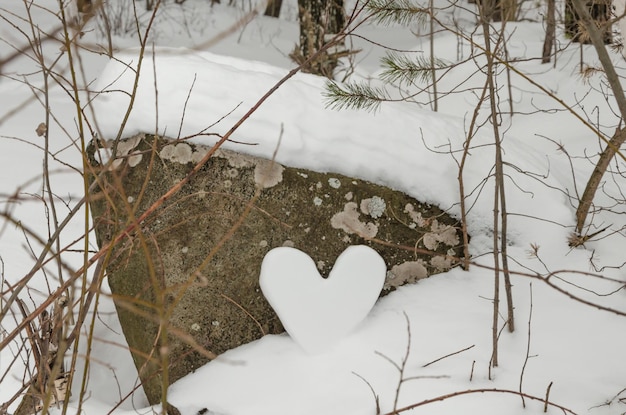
xmin=323 ymin=81 xmax=390 ymax=112
xmin=366 ymin=0 xmax=428 ymax=27
xmin=380 ymin=52 xmax=448 ymax=85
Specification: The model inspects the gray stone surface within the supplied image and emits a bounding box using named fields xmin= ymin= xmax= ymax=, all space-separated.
xmin=87 ymin=134 xmax=464 ymax=405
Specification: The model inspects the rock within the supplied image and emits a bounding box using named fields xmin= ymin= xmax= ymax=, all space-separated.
xmin=86 ymin=134 xmax=464 ymax=405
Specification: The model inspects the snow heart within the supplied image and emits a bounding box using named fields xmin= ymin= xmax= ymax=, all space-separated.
xmin=260 ymin=245 xmax=386 ymax=354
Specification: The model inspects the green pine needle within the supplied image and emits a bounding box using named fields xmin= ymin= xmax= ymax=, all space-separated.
xmin=323 ymin=81 xmax=390 ymax=112
xmin=366 ymin=0 xmax=428 ymax=27
xmin=380 ymin=52 xmax=448 ymax=85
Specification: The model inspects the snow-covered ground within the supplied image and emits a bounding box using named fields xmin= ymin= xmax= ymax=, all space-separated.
xmin=1 ymin=0 xmax=626 ymax=414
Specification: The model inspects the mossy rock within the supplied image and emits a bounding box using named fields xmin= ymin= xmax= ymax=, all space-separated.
xmin=87 ymin=134 xmax=464 ymax=406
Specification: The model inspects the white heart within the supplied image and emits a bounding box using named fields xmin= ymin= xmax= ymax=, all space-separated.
xmin=259 ymin=245 xmax=386 ymax=354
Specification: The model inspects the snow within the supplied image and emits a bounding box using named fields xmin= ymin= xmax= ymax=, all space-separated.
xmin=259 ymin=245 xmax=386 ymax=354
xmin=93 ymin=47 xmax=466 ymax=210
xmin=1 ymin=0 xmax=626 ymax=414
xmin=92 ymin=45 xmax=575 ymax=246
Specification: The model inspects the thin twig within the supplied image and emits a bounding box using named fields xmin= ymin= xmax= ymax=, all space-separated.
xmin=382 ymin=387 xmax=577 ymax=415
xmin=220 ymin=294 xmax=266 ymax=336
xmin=519 ymin=282 xmax=533 ymax=407
xmin=544 ymin=382 xmax=553 ymax=413
xmin=352 ymin=372 xmax=381 ymax=415
xmin=422 ymin=344 xmax=475 ymax=368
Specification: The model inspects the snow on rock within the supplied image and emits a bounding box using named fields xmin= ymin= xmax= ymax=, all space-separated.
xmin=92 ymin=47 xmax=465 ymax=209
xmin=259 ymin=245 xmax=386 ymax=354
xmin=93 ymin=47 xmax=576 ymax=251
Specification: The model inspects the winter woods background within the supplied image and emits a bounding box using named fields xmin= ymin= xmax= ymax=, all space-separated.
xmin=2 ymin=0 xmax=626 ymax=414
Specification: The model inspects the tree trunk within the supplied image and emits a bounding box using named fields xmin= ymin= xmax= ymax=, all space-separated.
xmin=576 ymin=128 xmax=626 ymax=234
xmin=541 ymin=0 xmax=555 ymax=63
xmin=477 ymin=0 xmax=516 ymax=22
xmin=264 ymin=0 xmax=283 ymax=17
xmin=292 ymin=0 xmax=345 ymax=78
xmin=571 ymin=0 xmax=626 ymax=234
xmin=565 ymin=0 xmax=612 ymax=43
xmin=76 ymin=0 xmax=92 ymax=13
xmin=492 ymin=0 xmax=517 ymax=21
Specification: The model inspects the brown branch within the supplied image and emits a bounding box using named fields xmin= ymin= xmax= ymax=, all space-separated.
xmin=519 ymin=283 xmax=533 ymax=407
xmin=575 ymin=128 xmax=626 ymax=233
xmin=382 ymin=387 xmax=578 ymax=415
xmin=570 ymin=0 xmax=626 ymax=233
xmin=544 ymin=382 xmax=554 ymax=413
xmin=422 ymin=344 xmax=475 ymax=368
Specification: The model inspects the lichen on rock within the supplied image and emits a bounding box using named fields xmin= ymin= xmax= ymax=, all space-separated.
xmin=331 ymin=202 xmax=379 ymax=238
xmin=431 ymin=255 xmax=454 ymax=272
xmin=328 ymin=178 xmax=341 ymax=189
xmin=361 ymin=196 xmax=386 ymax=219
xmin=159 ymin=142 xmax=193 ymax=164
xmin=254 ymin=159 xmax=284 ymax=189
xmin=106 ymin=133 xmax=144 ymax=170
xmin=385 ymin=261 xmax=428 ymax=289
xmin=423 ymin=219 xmax=460 ymax=251
xmin=404 ymin=202 xmax=427 ymax=227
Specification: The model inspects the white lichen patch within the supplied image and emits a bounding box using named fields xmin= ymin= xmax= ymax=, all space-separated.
xmin=157 ymin=143 xmax=286 ymax=189
xmin=226 ymin=168 xmax=239 ymax=178
xmin=328 ymin=178 xmax=341 ymax=189
xmin=423 ymin=233 xmax=438 ymax=250
xmin=313 ymin=197 xmax=323 ymax=206
xmin=159 ymin=144 xmax=175 ymax=160
xmin=254 ymin=160 xmax=284 ymax=189
xmin=384 ymin=261 xmax=428 ymax=289
xmin=191 ymin=147 xmax=208 ymax=164
xmin=345 ymin=192 xmax=353 ymax=201
xmin=423 ymin=220 xmax=460 ymax=250
xmin=259 ymin=240 xmax=268 ymax=248
xmin=297 ymin=172 xmax=308 ymax=179
xmin=181 ymin=246 xmax=189 ymax=254
xmin=214 ymin=148 xmax=255 ymax=168
xmin=127 ymin=196 xmax=135 ymax=204
xmin=190 ymin=323 xmax=201 ymax=332
xmin=283 ymin=240 xmax=295 ymax=248
xmin=127 ymin=150 xmax=143 ymax=167
xmin=431 ymin=255 xmax=453 ymax=271
xmin=317 ymin=260 xmax=326 ymax=271
xmin=361 ymin=196 xmax=386 ymax=219
xmin=404 ymin=203 xmax=427 ymax=227
xmin=160 ymin=143 xmax=193 ymax=164
xmin=330 ymin=202 xmax=378 ymax=238
xmin=110 ymin=134 xmax=144 ymax=170
xmin=115 ymin=134 xmax=143 ymax=157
